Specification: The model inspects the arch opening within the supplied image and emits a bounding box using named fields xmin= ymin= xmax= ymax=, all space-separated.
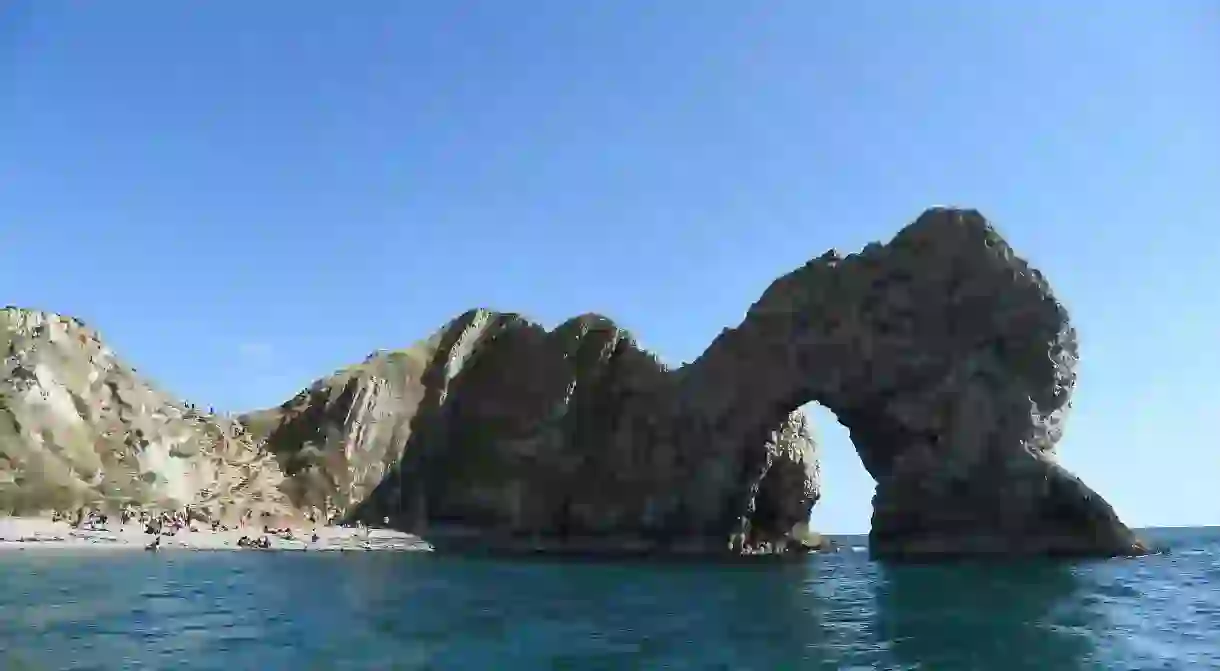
xmin=799 ymin=401 xmax=872 ymax=537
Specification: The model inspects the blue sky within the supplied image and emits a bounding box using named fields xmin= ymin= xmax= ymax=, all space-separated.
xmin=2 ymin=2 xmax=1216 ymax=532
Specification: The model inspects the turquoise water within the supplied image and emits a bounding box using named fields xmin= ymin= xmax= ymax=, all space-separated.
xmin=0 ymin=528 xmax=1216 ymax=670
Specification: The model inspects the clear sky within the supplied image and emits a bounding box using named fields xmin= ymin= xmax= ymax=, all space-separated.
xmin=2 ymin=2 xmax=1217 ymax=532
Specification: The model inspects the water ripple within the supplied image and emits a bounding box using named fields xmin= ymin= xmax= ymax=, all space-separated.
xmin=0 ymin=528 xmax=1217 ymax=670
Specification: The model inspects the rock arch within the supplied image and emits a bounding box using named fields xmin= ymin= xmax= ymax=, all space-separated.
xmin=255 ymin=207 xmax=1145 ymax=559
xmin=673 ymin=208 xmax=1144 ymax=557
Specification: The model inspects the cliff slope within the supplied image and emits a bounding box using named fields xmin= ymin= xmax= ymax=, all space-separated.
xmin=0 ymin=308 xmax=291 ymax=521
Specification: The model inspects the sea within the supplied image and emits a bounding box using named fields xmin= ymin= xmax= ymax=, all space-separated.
xmin=0 ymin=527 xmax=1216 ymax=670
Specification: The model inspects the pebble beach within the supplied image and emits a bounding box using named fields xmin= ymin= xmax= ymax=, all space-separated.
xmin=0 ymin=517 xmax=433 ymax=553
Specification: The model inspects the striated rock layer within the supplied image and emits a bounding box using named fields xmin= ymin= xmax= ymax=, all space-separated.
xmin=2 ymin=208 xmax=1147 ymax=558
xmin=243 ymin=310 xmax=822 ymax=554
xmin=0 ymin=308 xmax=292 ymax=521
xmin=241 ymin=207 xmax=1144 ymax=559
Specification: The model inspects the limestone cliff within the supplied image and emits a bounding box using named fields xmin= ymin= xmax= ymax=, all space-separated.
xmin=672 ymin=208 xmax=1145 ymax=557
xmin=0 ymin=307 xmax=291 ymax=520
xmin=246 ymin=207 xmax=1145 ymax=558
xmin=240 ymin=334 xmax=439 ymax=515
xmin=2 ymin=207 xmax=1147 ymax=559
xmin=243 ymin=310 xmax=820 ymax=553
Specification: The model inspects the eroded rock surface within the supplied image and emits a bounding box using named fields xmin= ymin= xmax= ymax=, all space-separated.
xmin=3 ymin=208 xmax=1145 ymax=558
xmin=0 ymin=308 xmax=291 ymax=521
xmin=673 ymin=208 xmax=1144 ymax=557
xmin=243 ymin=310 xmax=817 ymax=553
xmin=244 ymin=207 xmax=1143 ymax=558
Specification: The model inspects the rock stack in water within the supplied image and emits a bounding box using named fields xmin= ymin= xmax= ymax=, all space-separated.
xmin=0 ymin=208 xmax=1148 ymax=559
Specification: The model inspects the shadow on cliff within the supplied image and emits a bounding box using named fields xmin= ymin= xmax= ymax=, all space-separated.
xmin=312 ymin=209 xmax=1146 ymax=560
xmin=344 ymin=310 xmax=729 ymax=556
xmin=873 ymin=561 xmax=1096 ymax=671
xmin=344 ymin=310 xmax=486 ymax=531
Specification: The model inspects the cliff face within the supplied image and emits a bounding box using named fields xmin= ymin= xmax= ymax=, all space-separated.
xmin=0 ymin=308 xmax=290 ymax=521
xmin=1 ymin=208 xmax=1146 ymax=558
xmin=240 ymin=342 xmax=437 ymax=516
xmin=244 ymin=310 xmax=820 ymax=553
xmin=243 ymin=207 xmax=1143 ymax=558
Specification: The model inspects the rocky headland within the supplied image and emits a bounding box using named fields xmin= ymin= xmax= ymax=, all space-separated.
xmin=0 ymin=208 xmax=1149 ymax=559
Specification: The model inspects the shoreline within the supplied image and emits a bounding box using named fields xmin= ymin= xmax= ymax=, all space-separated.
xmin=0 ymin=517 xmax=836 ymax=560
xmin=0 ymin=517 xmax=433 ymax=553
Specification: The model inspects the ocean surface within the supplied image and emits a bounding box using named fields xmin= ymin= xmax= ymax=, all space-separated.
xmin=0 ymin=527 xmax=1216 ymax=670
